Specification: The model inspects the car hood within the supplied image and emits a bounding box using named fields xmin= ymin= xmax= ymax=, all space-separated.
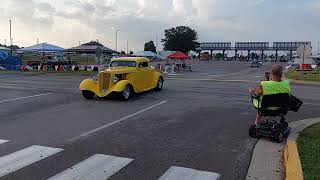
xmin=103 ymin=67 xmax=137 ymax=74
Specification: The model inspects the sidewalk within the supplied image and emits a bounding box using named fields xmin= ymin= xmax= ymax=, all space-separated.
xmin=246 ymin=117 xmax=320 ymax=180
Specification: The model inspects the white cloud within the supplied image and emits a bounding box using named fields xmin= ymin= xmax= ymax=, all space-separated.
xmin=0 ymin=0 xmax=318 ymax=51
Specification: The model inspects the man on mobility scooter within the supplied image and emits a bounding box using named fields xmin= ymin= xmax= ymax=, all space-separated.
xmin=248 ymin=64 xmax=293 ymax=143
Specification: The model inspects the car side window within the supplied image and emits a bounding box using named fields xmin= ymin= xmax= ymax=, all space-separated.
xmin=139 ymin=62 xmax=148 ymax=68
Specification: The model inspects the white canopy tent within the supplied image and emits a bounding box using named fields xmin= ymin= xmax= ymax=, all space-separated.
xmin=133 ymin=51 xmax=158 ymax=57
xmin=18 ymin=43 xmax=65 ymax=53
xmin=0 ymin=46 xmax=10 ymax=51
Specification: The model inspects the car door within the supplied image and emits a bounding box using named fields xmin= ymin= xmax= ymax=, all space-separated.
xmin=143 ymin=62 xmax=155 ymax=89
xmin=135 ymin=62 xmax=149 ymax=91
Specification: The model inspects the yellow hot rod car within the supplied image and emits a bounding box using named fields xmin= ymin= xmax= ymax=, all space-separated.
xmin=79 ymin=57 xmax=164 ymax=100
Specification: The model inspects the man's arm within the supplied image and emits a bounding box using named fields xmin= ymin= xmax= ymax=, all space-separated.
xmin=249 ymin=84 xmax=263 ymax=96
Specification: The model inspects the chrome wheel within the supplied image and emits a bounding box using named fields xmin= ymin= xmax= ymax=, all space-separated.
xmin=155 ymin=78 xmax=164 ymax=91
xmin=122 ymin=85 xmax=131 ymax=100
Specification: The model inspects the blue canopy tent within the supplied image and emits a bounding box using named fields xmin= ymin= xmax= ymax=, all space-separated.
xmin=0 ymin=51 xmax=22 ymax=70
xmin=18 ymin=43 xmax=65 ymax=53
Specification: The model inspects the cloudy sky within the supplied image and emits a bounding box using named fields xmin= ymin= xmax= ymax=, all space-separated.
xmin=0 ymin=0 xmax=319 ymax=51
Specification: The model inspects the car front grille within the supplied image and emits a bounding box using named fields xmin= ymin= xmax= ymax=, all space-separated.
xmin=98 ymin=72 xmax=111 ymax=93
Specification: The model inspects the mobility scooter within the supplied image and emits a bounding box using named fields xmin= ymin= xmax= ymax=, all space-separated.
xmin=249 ymin=93 xmax=303 ymax=143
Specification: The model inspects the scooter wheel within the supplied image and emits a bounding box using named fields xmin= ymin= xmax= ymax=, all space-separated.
xmin=274 ymin=131 xmax=284 ymax=143
xmin=249 ymin=125 xmax=258 ymax=138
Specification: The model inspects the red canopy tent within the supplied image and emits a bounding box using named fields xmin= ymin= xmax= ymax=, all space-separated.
xmin=167 ymin=51 xmax=190 ymax=60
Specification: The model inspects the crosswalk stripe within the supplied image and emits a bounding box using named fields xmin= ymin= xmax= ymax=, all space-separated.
xmin=47 ymin=154 xmax=133 ymax=180
xmin=158 ymin=166 xmax=220 ymax=180
xmin=0 ymin=145 xmax=63 ymax=177
xmin=0 ymin=140 xmax=9 ymax=145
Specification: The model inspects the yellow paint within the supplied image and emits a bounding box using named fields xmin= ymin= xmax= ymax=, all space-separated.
xmin=284 ymin=140 xmax=304 ymax=180
xmin=79 ymin=57 xmax=162 ymax=97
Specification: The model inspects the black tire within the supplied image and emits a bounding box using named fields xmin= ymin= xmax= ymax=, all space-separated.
xmin=249 ymin=125 xmax=257 ymax=138
xmin=274 ymin=131 xmax=284 ymax=143
xmin=121 ymin=85 xmax=132 ymax=101
xmin=155 ymin=77 xmax=164 ymax=91
xmin=82 ymin=90 xmax=95 ymax=99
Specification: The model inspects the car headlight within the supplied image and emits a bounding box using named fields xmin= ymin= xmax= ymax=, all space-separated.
xmin=113 ymin=76 xmax=119 ymax=83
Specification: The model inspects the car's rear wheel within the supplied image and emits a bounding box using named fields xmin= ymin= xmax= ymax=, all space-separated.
xmin=121 ymin=85 xmax=132 ymax=101
xmin=155 ymin=77 xmax=164 ymax=91
xmin=82 ymin=90 xmax=95 ymax=99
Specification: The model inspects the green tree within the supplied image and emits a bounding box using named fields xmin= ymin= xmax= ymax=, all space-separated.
xmin=144 ymin=41 xmax=156 ymax=53
xmin=214 ymin=53 xmax=224 ymax=60
xmin=162 ymin=26 xmax=199 ymax=54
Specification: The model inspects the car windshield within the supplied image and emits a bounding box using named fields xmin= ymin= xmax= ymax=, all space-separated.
xmin=110 ymin=61 xmax=137 ymax=67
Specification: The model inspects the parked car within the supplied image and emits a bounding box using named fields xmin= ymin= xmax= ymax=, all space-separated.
xmin=79 ymin=57 xmax=164 ymax=100
xmin=250 ymin=60 xmax=262 ymax=67
xmin=285 ymin=64 xmax=300 ymax=71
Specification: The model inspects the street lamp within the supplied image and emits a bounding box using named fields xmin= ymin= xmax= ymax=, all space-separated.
xmin=9 ymin=20 xmax=12 ymax=55
xmin=115 ymin=29 xmax=119 ymax=52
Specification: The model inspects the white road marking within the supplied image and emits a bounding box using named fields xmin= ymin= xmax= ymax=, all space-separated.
xmin=159 ymin=166 xmax=220 ymax=180
xmin=0 ymin=145 xmax=63 ymax=177
xmin=73 ymin=101 xmax=167 ymax=139
xmin=48 ymin=154 xmax=133 ymax=180
xmin=0 ymin=83 xmax=19 ymax=86
xmin=0 ymin=140 xmax=9 ymax=145
xmin=304 ymin=102 xmax=320 ymax=106
xmin=166 ymin=78 xmax=259 ymax=83
xmin=167 ymin=74 xmax=182 ymax=76
xmin=0 ymin=93 xmax=53 ymax=104
xmin=208 ymin=75 xmax=221 ymax=77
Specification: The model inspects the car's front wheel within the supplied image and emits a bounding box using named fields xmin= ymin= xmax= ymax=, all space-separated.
xmin=121 ymin=85 xmax=132 ymax=100
xmin=155 ymin=77 xmax=164 ymax=91
xmin=82 ymin=90 xmax=95 ymax=99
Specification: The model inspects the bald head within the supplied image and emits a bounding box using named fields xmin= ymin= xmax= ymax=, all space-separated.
xmin=271 ymin=64 xmax=283 ymax=80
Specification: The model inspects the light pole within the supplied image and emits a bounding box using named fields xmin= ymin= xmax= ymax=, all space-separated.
xmin=115 ymin=29 xmax=119 ymax=52
xmin=9 ymin=20 xmax=12 ymax=55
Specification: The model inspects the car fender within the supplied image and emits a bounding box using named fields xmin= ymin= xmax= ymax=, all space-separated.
xmin=152 ymin=72 xmax=163 ymax=87
xmin=79 ymin=79 xmax=99 ymax=95
xmin=111 ymin=80 xmax=135 ymax=93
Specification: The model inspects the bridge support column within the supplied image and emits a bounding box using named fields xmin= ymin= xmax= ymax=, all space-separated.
xmin=262 ymin=50 xmax=264 ymax=61
xmin=275 ymin=50 xmax=278 ymax=61
xmin=235 ymin=50 xmax=238 ymax=60
xmin=290 ymin=50 xmax=293 ymax=60
xmin=248 ymin=50 xmax=251 ymax=61
xmin=223 ymin=50 xmax=226 ymax=60
xmin=210 ymin=50 xmax=213 ymax=60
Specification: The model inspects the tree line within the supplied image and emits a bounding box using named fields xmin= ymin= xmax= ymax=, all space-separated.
xmin=144 ymin=26 xmax=199 ymax=54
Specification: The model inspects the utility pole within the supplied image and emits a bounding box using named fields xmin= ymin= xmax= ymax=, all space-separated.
xmin=302 ymin=43 xmax=306 ymax=73
xmin=155 ymin=36 xmax=158 ymax=52
xmin=37 ymin=37 xmax=39 ymax=44
xmin=9 ymin=20 xmax=12 ymax=55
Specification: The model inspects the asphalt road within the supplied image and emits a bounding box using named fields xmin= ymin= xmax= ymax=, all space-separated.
xmin=0 ymin=61 xmax=319 ymax=180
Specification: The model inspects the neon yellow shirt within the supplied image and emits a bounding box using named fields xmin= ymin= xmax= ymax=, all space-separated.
xmin=253 ymin=80 xmax=291 ymax=108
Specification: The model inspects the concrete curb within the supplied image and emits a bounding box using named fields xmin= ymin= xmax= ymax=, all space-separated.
xmin=283 ymin=117 xmax=320 ymax=180
xmin=246 ymin=117 xmax=320 ymax=180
